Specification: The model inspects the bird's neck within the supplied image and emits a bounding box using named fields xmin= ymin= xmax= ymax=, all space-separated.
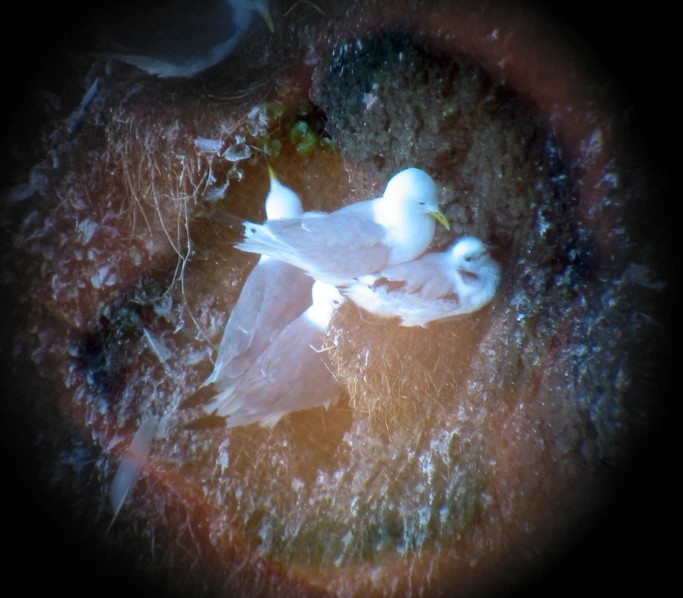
xmin=455 ymin=262 xmax=501 ymax=299
xmin=303 ymin=304 xmax=333 ymax=331
xmin=373 ymin=201 xmax=435 ymax=265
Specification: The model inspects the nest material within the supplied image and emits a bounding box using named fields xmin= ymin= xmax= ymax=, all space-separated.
xmin=327 ymin=300 xmax=493 ymax=441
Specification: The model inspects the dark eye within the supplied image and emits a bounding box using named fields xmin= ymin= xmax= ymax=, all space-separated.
xmin=464 ymin=255 xmax=472 ymax=262
xmin=419 ymin=201 xmax=426 ymax=205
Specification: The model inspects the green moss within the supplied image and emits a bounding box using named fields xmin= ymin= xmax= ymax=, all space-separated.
xmin=319 ymin=136 xmax=340 ymax=154
xmin=222 ymin=98 xmax=336 ymax=170
xmin=261 ymin=138 xmax=282 ymax=159
xmin=295 ymin=130 xmax=319 ymax=156
xmin=260 ymin=101 xmax=284 ymax=122
xmin=287 ymin=119 xmax=311 ymax=145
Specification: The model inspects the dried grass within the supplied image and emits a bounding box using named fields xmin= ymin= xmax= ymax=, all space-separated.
xmin=326 ymin=300 xmax=491 ymax=441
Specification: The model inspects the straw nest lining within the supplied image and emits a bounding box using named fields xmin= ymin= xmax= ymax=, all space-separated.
xmin=326 ymin=301 xmax=493 ymax=439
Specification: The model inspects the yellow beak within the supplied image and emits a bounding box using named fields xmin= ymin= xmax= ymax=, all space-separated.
xmin=428 ymin=209 xmax=450 ymax=230
xmin=258 ymin=9 xmax=275 ymax=33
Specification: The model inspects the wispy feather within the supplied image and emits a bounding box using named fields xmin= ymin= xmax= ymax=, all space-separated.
xmin=107 ymin=416 xmax=160 ymax=533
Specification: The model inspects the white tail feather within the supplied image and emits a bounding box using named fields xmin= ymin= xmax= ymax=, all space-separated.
xmin=107 ymin=416 xmax=160 ymax=533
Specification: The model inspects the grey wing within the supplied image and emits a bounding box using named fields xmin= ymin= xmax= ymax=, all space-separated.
xmin=216 ymin=315 xmax=340 ymax=424
xmin=206 ymin=258 xmax=312 ymax=389
xmin=101 ymin=2 xmax=245 ymax=77
xmin=264 ymin=204 xmax=391 ymax=280
xmin=378 ymin=253 xmax=455 ymax=299
xmin=397 ymin=294 xmax=462 ymax=327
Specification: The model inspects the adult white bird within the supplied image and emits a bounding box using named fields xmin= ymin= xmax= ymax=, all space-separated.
xmin=110 ymin=166 xmax=311 ymax=521
xmin=232 ymin=168 xmax=450 ymax=287
xmin=187 ymin=281 xmax=345 ymax=428
xmin=96 ymin=0 xmax=272 ymax=78
xmin=343 ymin=236 xmax=501 ymax=328
xmin=181 ymin=164 xmax=312 ymax=409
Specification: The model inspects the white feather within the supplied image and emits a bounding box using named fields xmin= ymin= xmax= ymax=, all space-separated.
xmin=107 ymin=416 xmax=159 ymax=532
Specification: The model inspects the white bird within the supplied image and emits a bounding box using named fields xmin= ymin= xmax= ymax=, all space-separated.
xmin=110 ymin=166 xmax=311 ymax=519
xmin=96 ymin=0 xmax=272 ymax=78
xmin=343 ymin=237 xmax=501 ymax=328
xmin=233 ymin=168 xmax=450 ymax=287
xmin=181 ymin=164 xmax=312 ymax=408
xmin=187 ymin=281 xmax=345 ymax=428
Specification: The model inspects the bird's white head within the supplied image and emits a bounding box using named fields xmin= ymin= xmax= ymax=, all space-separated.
xmin=265 ymin=164 xmax=304 ymax=220
xmin=448 ymin=236 xmax=501 ymax=312
xmin=450 ymin=237 xmax=492 ymax=269
xmin=451 ymin=237 xmax=489 ymax=270
xmin=312 ymin=280 xmax=344 ymax=310
xmin=381 ymin=168 xmax=449 ymax=229
xmin=308 ymin=281 xmax=345 ymax=328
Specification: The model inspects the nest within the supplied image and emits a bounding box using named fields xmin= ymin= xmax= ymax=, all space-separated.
xmin=326 ymin=300 xmax=494 ymax=442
